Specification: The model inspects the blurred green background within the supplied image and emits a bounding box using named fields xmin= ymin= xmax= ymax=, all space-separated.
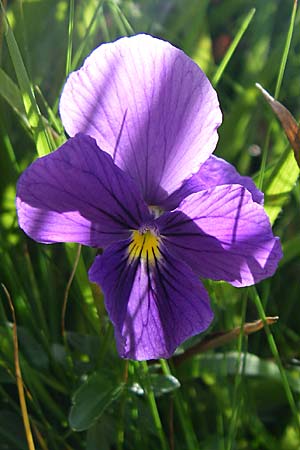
xmin=0 ymin=0 xmax=300 ymax=449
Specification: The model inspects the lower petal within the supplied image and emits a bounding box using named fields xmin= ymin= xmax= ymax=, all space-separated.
xmin=89 ymin=240 xmax=213 ymax=360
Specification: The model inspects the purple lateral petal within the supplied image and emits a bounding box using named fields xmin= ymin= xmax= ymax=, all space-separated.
xmin=164 ymin=155 xmax=264 ymax=210
xmin=157 ymin=185 xmax=282 ymax=287
xmin=16 ymin=134 xmax=151 ymax=246
xmin=89 ymin=240 xmax=213 ymax=360
xmin=60 ymin=34 xmax=222 ymax=206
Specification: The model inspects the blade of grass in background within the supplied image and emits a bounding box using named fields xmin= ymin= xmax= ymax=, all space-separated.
xmin=107 ymin=0 xmax=134 ymax=36
xmin=0 ymin=68 xmax=27 ymax=120
xmin=138 ymin=361 xmax=169 ymax=450
xmin=66 ymin=0 xmax=75 ymax=76
xmin=0 ymin=121 xmax=21 ymax=174
xmin=71 ymin=0 xmax=105 ymax=70
xmin=212 ymin=8 xmax=256 ymax=87
xmin=258 ymin=0 xmax=298 ymax=195
xmin=263 ymin=148 xmax=299 ymax=224
xmin=2 ymin=284 xmax=36 ymax=450
xmin=251 ymin=0 xmax=300 ymax=436
xmin=0 ymin=1 xmax=55 ymax=156
xmin=160 ymin=359 xmax=199 ymax=450
xmin=250 ymin=286 xmax=300 ymax=435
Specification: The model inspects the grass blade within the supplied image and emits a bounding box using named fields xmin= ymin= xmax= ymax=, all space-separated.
xmin=212 ymin=8 xmax=256 ymax=87
xmin=66 ymin=0 xmax=75 ymax=76
xmin=274 ymin=0 xmax=298 ymax=99
xmin=263 ymin=146 xmax=299 ymax=224
xmin=0 ymin=1 xmax=54 ymax=156
xmin=2 ymin=284 xmax=36 ymax=450
xmin=71 ymin=0 xmax=105 ymax=70
xmin=258 ymin=0 xmax=298 ymax=190
xmin=249 ymin=286 xmax=300 ymax=436
xmin=0 ymin=68 xmax=27 ymax=119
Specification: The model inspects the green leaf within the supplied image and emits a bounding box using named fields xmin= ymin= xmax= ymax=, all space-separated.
xmin=130 ymin=374 xmax=181 ymax=397
xmin=212 ymin=8 xmax=256 ymax=87
xmin=69 ymin=373 xmax=124 ymax=431
xmin=263 ymin=148 xmax=299 ymax=225
xmin=149 ymin=374 xmax=181 ymax=397
xmin=17 ymin=326 xmax=49 ymax=370
xmin=280 ymin=235 xmax=300 ymax=266
xmin=0 ymin=68 xmax=27 ymax=121
xmin=86 ymin=416 xmax=117 ymax=450
xmin=186 ymin=351 xmax=300 ymax=393
xmin=1 ymin=2 xmax=55 ymax=156
xmin=0 ymin=365 xmax=12 ymax=383
xmin=0 ymin=411 xmax=27 ymax=449
xmin=67 ymin=331 xmax=101 ymax=356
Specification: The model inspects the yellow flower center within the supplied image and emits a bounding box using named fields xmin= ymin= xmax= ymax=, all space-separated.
xmin=128 ymin=228 xmax=161 ymax=263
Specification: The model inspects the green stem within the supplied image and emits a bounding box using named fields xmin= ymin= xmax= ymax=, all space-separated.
xmin=0 ymin=120 xmax=20 ymax=174
xmin=160 ymin=359 xmax=199 ymax=450
xmin=257 ymin=127 xmax=271 ymax=190
xmin=23 ymin=247 xmax=49 ymax=339
xmin=66 ymin=0 xmax=75 ymax=76
xmin=71 ymin=0 xmax=105 ymax=70
xmin=226 ymin=293 xmax=248 ymax=450
xmin=258 ymin=0 xmax=297 ymax=189
xmin=116 ymin=361 xmax=127 ymax=450
xmin=250 ymin=286 xmax=300 ymax=435
xmin=212 ymin=8 xmax=255 ymax=87
xmin=140 ymin=361 xmax=169 ymax=450
xmin=107 ymin=0 xmax=134 ymax=35
xmin=274 ymin=0 xmax=297 ymax=99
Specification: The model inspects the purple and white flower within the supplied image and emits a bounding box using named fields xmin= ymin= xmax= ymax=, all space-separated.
xmin=16 ymin=35 xmax=282 ymax=360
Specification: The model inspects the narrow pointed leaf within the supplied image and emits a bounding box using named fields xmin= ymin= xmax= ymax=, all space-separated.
xmin=0 ymin=68 xmax=27 ymax=121
xmin=1 ymin=2 xmax=54 ymax=155
xmin=255 ymin=84 xmax=299 ymax=224
xmin=256 ymin=83 xmax=300 ymax=167
xmin=263 ymin=148 xmax=299 ymax=224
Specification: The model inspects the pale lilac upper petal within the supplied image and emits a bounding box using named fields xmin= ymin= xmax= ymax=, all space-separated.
xmin=16 ymin=134 xmax=151 ymax=246
xmin=89 ymin=240 xmax=213 ymax=360
xmin=157 ymin=185 xmax=282 ymax=287
xmin=60 ymin=34 xmax=222 ymax=206
xmin=164 ymin=155 xmax=264 ymax=210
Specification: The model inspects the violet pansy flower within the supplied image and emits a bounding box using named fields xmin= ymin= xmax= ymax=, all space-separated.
xmin=16 ymin=35 xmax=282 ymax=360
